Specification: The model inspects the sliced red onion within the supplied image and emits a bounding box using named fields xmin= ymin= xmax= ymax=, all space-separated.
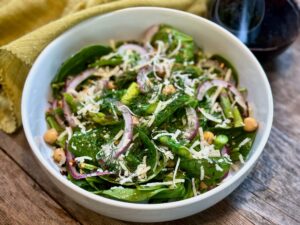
xmin=137 ymin=67 xmax=152 ymax=93
xmin=63 ymin=68 xmax=98 ymax=127
xmin=117 ymin=44 xmax=148 ymax=58
xmin=52 ymin=100 xmax=66 ymax=128
xmin=197 ymin=80 xmax=247 ymax=111
xmin=66 ymin=150 xmax=113 ymax=180
xmin=113 ymin=102 xmax=133 ymax=158
xmin=66 ymin=68 xmax=97 ymax=93
xmin=184 ymin=107 xmax=199 ymax=140
xmin=221 ymin=146 xmax=230 ymax=156
xmin=143 ymin=25 xmax=159 ymax=44
xmin=62 ymin=98 xmax=76 ymax=127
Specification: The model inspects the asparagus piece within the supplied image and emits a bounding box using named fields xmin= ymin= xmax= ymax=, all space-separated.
xmin=233 ymin=106 xmax=244 ymax=127
xmin=79 ymin=162 xmax=98 ymax=170
xmin=145 ymin=102 xmax=158 ymax=114
xmin=121 ymin=82 xmax=140 ymax=105
xmin=159 ymin=136 xmax=193 ymax=159
xmin=154 ymin=94 xmax=197 ymax=127
xmin=63 ymin=93 xmax=78 ymax=112
xmin=220 ymin=90 xmax=233 ymax=119
xmin=46 ymin=115 xmax=63 ymax=132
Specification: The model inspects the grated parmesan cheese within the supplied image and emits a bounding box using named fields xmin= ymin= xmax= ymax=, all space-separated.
xmin=215 ymin=164 xmax=223 ymax=172
xmin=191 ymin=178 xmax=197 ymax=197
xmin=168 ymin=39 xmax=182 ymax=57
xmin=239 ymin=154 xmax=245 ymax=164
xmin=200 ymin=166 xmax=205 ymax=181
xmin=199 ymin=107 xmax=222 ymax=123
xmin=238 ymin=138 xmax=251 ymax=148
xmin=172 ymin=158 xmax=181 ymax=187
xmin=75 ymin=156 xmax=93 ymax=163
xmin=141 ymin=179 xmax=185 ymax=187
xmin=113 ymin=130 xmax=124 ymax=141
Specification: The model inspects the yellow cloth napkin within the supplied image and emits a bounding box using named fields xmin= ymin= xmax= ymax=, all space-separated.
xmin=0 ymin=0 xmax=208 ymax=133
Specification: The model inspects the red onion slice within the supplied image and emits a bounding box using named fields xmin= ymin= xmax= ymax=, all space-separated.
xmin=221 ymin=146 xmax=230 ymax=156
xmin=63 ymin=68 xmax=98 ymax=127
xmin=143 ymin=25 xmax=159 ymax=44
xmin=62 ymin=98 xmax=76 ymax=127
xmin=113 ymin=102 xmax=134 ymax=158
xmin=184 ymin=107 xmax=199 ymax=140
xmin=52 ymin=100 xmax=66 ymax=128
xmin=66 ymin=150 xmax=113 ymax=180
xmin=66 ymin=68 xmax=97 ymax=93
xmin=137 ymin=67 xmax=152 ymax=93
xmin=197 ymin=80 xmax=247 ymax=111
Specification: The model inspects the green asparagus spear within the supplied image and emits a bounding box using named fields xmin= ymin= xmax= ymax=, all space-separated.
xmin=121 ymin=82 xmax=140 ymax=105
xmin=159 ymin=136 xmax=193 ymax=159
xmin=220 ymin=90 xmax=233 ymax=119
xmin=233 ymin=106 xmax=244 ymax=127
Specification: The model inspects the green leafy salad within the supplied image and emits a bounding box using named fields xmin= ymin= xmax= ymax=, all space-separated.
xmin=44 ymin=24 xmax=258 ymax=203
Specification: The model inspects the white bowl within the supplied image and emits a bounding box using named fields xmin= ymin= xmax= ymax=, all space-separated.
xmin=22 ymin=7 xmax=273 ymax=222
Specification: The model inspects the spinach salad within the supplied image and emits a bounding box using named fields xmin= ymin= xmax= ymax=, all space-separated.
xmin=44 ymin=24 xmax=258 ymax=203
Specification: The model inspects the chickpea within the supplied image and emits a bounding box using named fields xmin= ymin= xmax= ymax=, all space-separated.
xmin=43 ymin=128 xmax=58 ymax=144
xmin=156 ymin=70 xmax=165 ymax=78
xmin=203 ymin=131 xmax=214 ymax=144
xmin=53 ymin=148 xmax=66 ymax=166
xmin=200 ymin=181 xmax=208 ymax=190
xmin=162 ymin=84 xmax=176 ymax=95
xmin=57 ymin=100 xmax=63 ymax=108
xmin=243 ymin=117 xmax=258 ymax=132
xmin=167 ymin=160 xmax=175 ymax=168
xmin=154 ymin=65 xmax=165 ymax=77
xmin=132 ymin=116 xmax=139 ymax=125
xmin=107 ymin=81 xmax=116 ymax=90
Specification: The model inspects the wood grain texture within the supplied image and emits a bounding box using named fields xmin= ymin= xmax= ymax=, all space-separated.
xmin=0 ymin=150 xmax=78 ymax=225
xmin=0 ymin=131 xmax=253 ymax=225
xmin=0 ymin=27 xmax=299 ymax=225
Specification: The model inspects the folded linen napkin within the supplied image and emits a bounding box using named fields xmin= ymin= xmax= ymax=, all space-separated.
xmin=0 ymin=0 xmax=208 ymax=133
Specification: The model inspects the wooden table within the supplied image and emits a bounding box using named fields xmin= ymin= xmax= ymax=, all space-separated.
xmin=1 ymin=37 xmax=300 ymax=225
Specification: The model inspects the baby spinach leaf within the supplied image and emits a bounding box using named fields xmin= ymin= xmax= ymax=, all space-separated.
xmin=94 ymin=187 xmax=165 ymax=202
xmin=90 ymin=54 xmax=123 ymax=67
xmin=151 ymin=183 xmax=186 ymax=201
xmin=154 ymin=94 xmax=197 ymax=127
xmin=67 ymin=173 xmax=96 ymax=191
xmin=230 ymin=132 xmax=256 ymax=161
xmin=68 ymin=128 xmax=106 ymax=160
xmin=51 ymin=45 xmax=112 ymax=95
xmin=210 ymin=54 xmax=239 ymax=85
xmin=137 ymin=128 xmax=159 ymax=172
xmin=180 ymin=157 xmax=231 ymax=183
xmin=152 ymin=24 xmax=195 ymax=63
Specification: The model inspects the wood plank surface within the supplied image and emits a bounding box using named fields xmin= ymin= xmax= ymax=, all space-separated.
xmin=0 ymin=150 xmax=78 ymax=225
xmin=1 ymin=22 xmax=300 ymax=225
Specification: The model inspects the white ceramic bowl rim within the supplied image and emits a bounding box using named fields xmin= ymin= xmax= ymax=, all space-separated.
xmin=22 ymin=7 xmax=273 ymax=210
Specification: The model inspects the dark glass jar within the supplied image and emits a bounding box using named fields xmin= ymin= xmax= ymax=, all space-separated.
xmin=210 ymin=0 xmax=300 ymax=60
